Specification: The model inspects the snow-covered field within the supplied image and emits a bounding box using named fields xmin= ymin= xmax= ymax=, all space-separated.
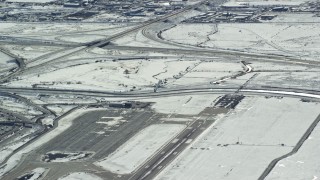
xmin=0 ymin=45 xmax=64 ymax=61
xmin=266 ymin=13 xmax=320 ymax=23
xmin=223 ymin=0 xmax=306 ymax=7
xmin=0 ymin=107 xmax=105 ymax=178
xmin=58 ymin=172 xmax=102 ymax=180
xmin=0 ymin=96 xmax=43 ymax=119
xmin=155 ymin=97 xmax=320 ymax=180
xmin=145 ymin=95 xmax=220 ymax=115
xmin=95 ymin=124 xmax=186 ymax=174
xmin=6 ymin=0 xmax=56 ymax=3
xmin=0 ymin=22 xmax=129 ymax=36
xmin=247 ymin=72 xmax=320 ymax=90
xmin=18 ymin=168 xmax=47 ymax=180
xmin=162 ymin=23 xmax=320 ymax=60
xmin=7 ymin=58 xmax=210 ymax=92
xmin=0 ymin=51 xmax=15 ymax=70
xmin=0 ymin=22 xmax=134 ymax=61
xmin=267 ymin=120 xmax=320 ymax=180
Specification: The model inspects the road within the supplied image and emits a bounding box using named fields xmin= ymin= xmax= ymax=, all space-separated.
xmin=1 ymin=85 xmax=320 ymax=100
xmin=104 ymin=45 xmax=320 ymax=67
xmin=0 ymin=0 xmax=206 ymax=83
xmin=130 ymin=120 xmax=213 ymax=180
xmin=0 ymin=1 xmax=320 ymax=180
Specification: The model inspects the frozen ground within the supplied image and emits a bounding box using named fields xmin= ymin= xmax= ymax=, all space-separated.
xmin=94 ymin=124 xmax=186 ymax=174
xmin=155 ymin=97 xmax=320 ymax=180
xmin=0 ymin=45 xmax=64 ymax=61
xmin=0 ymin=96 xmax=43 ymax=119
xmin=144 ymin=95 xmax=220 ymax=115
xmin=0 ymin=107 xmax=106 ymax=178
xmin=85 ymin=12 xmax=149 ymax=23
xmin=0 ymin=51 xmax=15 ymax=70
xmin=42 ymin=151 xmax=92 ymax=162
xmin=267 ymin=120 xmax=320 ymax=180
xmin=0 ymin=22 xmax=129 ymax=37
xmin=6 ymin=0 xmax=55 ymax=3
xmin=7 ymin=58 xmax=206 ymax=92
xmin=265 ymin=13 xmax=320 ymax=23
xmin=0 ymin=138 xmax=31 ymax=164
xmin=18 ymin=168 xmax=47 ymax=180
xmin=246 ymin=72 xmax=320 ymax=91
xmin=223 ymin=0 xmax=307 ymax=7
xmin=96 ymin=116 xmax=127 ymax=127
xmin=162 ymin=23 xmax=320 ymax=60
xmin=0 ymin=22 xmax=134 ymax=61
xmin=58 ymin=172 xmax=102 ymax=180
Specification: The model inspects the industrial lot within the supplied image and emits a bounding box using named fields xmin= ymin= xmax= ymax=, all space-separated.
xmin=1 ymin=0 xmax=320 ymax=179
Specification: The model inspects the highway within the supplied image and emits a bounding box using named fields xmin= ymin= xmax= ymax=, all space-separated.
xmin=0 ymin=1 xmax=320 ymax=180
xmin=0 ymin=0 xmax=206 ymax=83
xmin=1 ymin=85 xmax=320 ymax=100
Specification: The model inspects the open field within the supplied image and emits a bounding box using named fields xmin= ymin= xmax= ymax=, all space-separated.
xmin=155 ymin=97 xmax=320 ymax=180
xmin=1 ymin=0 xmax=320 ymax=179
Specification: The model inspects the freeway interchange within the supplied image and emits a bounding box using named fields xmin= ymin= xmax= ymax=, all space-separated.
xmin=1 ymin=1 xmax=320 ymax=180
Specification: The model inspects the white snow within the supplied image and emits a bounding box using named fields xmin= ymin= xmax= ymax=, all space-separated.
xmin=155 ymin=97 xmax=320 ymax=180
xmin=143 ymin=95 xmax=220 ymax=115
xmin=267 ymin=118 xmax=320 ymax=179
xmin=8 ymin=59 xmax=205 ymax=92
xmin=223 ymin=0 xmax=306 ymax=7
xmin=0 ymin=140 xmax=29 ymax=164
xmin=96 ymin=116 xmax=126 ymax=126
xmin=242 ymin=89 xmax=320 ymax=99
xmin=0 ymin=51 xmax=15 ymax=70
xmin=94 ymin=124 xmax=186 ymax=174
xmin=58 ymin=172 xmax=102 ymax=180
xmin=19 ymin=168 xmax=47 ymax=180
xmin=268 ymin=13 xmax=320 ymax=23
xmin=43 ymin=151 xmax=91 ymax=162
xmin=162 ymin=23 xmax=320 ymax=60
xmin=246 ymin=72 xmax=320 ymax=91
xmin=6 ymin=0 xmax=56 ymax=3
xmin=0 ymin=107 xmax=106 ymax=178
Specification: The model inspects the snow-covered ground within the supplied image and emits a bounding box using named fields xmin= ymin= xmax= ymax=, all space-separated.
xmin=162 ymin=23 xmax=320 ymax=60
xmin=0 ymin=22 xmax=129 ymax=37
xmin=7 ymin=58 xmax=207 ymax=92
xmin=267 ymin=120 xmax=320 ymax=180
xmin=58 ymin=172 xmax=102 ymax=180
xmin=0 ymin=96 xmax=43 ymax=119
xmin=265 ymin=13 xmax=320 ymax=23
xmin=155 ymin=97 xmax=320 ymax=180
xmin=144 ymin=95 xmax=220 ymax=115
xmin=0 ymin=22 xmax=134 ymax=61
xmin=18 ymin=168 xmax=47 ymax=180
xmin=246 ymin=72 xmax=320 ymax=91
xmin=42 ymin=151 xmax=92 ymax=162
xmin=0 ymin=126 xmax=40 ymax=164
xmin=6 ymin=0 xmax=56 ymax=3
xmin=223 ymin=0 xmax=307 ymax=7
xmin=0 ymin=51 xmax=15 ymax=70
xmin=85 ymin=11 xmax=150 ymax=23
xmin=0 ymin=45 xmax=64 ymax=61
xmin=46 ymin=105 xmax=76 ymax=116
xmin=94 ymin=124 xmax=186 ymax=174
xmin=0 ymin=138 xmax=31 ymax=164
xmin=96 ymin=116 xmax=127 ymax=127
xmin=0 ymin=107 xmax=106 ymax=178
